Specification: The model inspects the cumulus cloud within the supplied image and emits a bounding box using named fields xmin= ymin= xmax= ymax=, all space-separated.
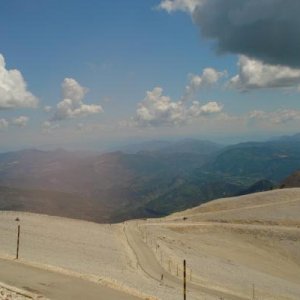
xmin=158 ymin=0 xmax=200 ymax=13
xmin=11 ymin=116 xmax=29 ymax=127
xmin=0 ymin=54 xmax=38 ymax=109
xmin=0 ymin=118 xmax=8 ymax=129
xmin=188 ymin=101 xmax=223 ymax=117
xmin=185 ymin=68 xmax=226 ymax=97
xmin=135 ymin=87 xmax=222 ymax=126
xmin=51 ymin=78 xmax=103 ymax=121
xmin=136 ymin=87 xmax=186 ymax=126
xmin=159 ymin=0 xmax=300 ymax=67
xmin=229 ymin=56 xmax=300 ymax=91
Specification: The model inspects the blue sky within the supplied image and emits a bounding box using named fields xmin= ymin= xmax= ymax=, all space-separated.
xmin=1 ymin=0 xmax=300 ymax=150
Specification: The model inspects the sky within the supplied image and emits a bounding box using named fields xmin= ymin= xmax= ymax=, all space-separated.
xmin=1 ymin=0 xmax=300 ymax=151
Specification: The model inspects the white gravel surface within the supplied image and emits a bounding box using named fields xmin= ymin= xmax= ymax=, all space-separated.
xmin=0 ymin=212 xmax=187 ymax=300
xmin=0 ymin=189 xmax=300 ymax=300
xmin=0 ymin=282 xmax=44 ymax=300
xmin=0 ymin=287 xmax=30 ymax=300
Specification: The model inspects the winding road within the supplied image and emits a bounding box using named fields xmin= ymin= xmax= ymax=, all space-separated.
xmin=0 ymin=258 xmax=141 ymax=300
xmin=124 ymin=221 xmax=249 ymax=300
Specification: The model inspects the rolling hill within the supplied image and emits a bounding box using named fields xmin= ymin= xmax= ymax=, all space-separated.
xmin=0 ymin=188 xmax=299 ymax=299
xmin=205 ymin=140 xmax=300 ymax=181
xmin=0 ymin=143 xmax=222 ymax=222
xmin=280 ymin=170 xmax=300 ymax=188
xmin=1 ymin=137 xmax=300 ymax=222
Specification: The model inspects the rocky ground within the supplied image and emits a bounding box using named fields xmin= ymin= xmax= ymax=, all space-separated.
xmin=0 ymin=285 xmax=33 ymax=300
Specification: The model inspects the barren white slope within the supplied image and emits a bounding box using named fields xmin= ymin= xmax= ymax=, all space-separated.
xmin=0 ymin=212 xmax=196 ymax=300
xmin=169 ymin=188 xmax=300 ymax=226
xmin=0 ymin=188 xmax=299 ymax=300
xmin=154 ymin=188 xmax=300 ymax=299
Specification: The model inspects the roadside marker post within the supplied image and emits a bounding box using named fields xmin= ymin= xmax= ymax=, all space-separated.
xmin=252 ymin=284 xmax=256 ymax=300
xmin=183 ymin=260 xmax=187 ymax=300
xmin=16 ymin=224 xmax=20 ymax=260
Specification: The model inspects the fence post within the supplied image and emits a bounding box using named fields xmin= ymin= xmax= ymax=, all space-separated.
xmin=183 ymin=260 xmax=186 ymax=300
xmin=16 ymin=225 xmax=20 ymax=260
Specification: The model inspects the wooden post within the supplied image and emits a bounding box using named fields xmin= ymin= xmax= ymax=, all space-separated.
xmin=16 ymin=225 xmax=20 ymax=260
xmin=177 ymin=264 xmax=179 ymax=276
xmin=190 ymin=269 xmax=192 ymax=281
xmin=183 ymin=260 xmax=186 ymax=300
xmin=252 ymin=284 xmax=255 ymax=300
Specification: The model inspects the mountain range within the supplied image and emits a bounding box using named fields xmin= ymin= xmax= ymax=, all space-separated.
xmin=0 ymin=136 xmax=300 ymax=222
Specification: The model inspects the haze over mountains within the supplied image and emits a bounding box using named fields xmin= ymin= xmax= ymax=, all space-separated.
xmin=0 ymin=135 xmax=300 ymax=223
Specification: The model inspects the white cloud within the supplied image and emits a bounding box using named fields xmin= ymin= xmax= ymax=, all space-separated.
xmin=229 ymin=56 xmax=300 ymax=91
xmin=62 ymin=77 xmax=87 ymax=103
xmin=248 ymin=109 xmax=300 ymax=124
xmin=11 ymin=116 xmax=29 ymax=127
xmin=135 ymin=87 xmax=222 ymax=127
xmin=0 ymin=54 xmax=38 ymax=109
xmin=43 ymin=105 xmax=52 ymax=113
xmin=42 ymin=121 xmax=60 ymax=133
xmin=51 ymin=78 xmax=103 ymax=121
xmin=188 ymin=101 xmax=223 ymax=117
xmin=0 ymin=118 xmax=8 ymax=129
xmin=185 ymin=68 xmax=226 ymax=97
xmin=158 ymin=0 xmax=201 ymax=13
xmin=136 ymin=87 xmax=186 ymax=126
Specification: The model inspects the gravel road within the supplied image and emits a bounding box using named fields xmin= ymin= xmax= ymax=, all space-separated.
xmin=0 ymin=258 xmax=141 ymax=300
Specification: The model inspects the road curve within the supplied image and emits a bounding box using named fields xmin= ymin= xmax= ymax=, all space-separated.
xmin=124 ymin=221 xmax=248 ymax=300
xmin=0 ymin=258 xmax=141 ymax=300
